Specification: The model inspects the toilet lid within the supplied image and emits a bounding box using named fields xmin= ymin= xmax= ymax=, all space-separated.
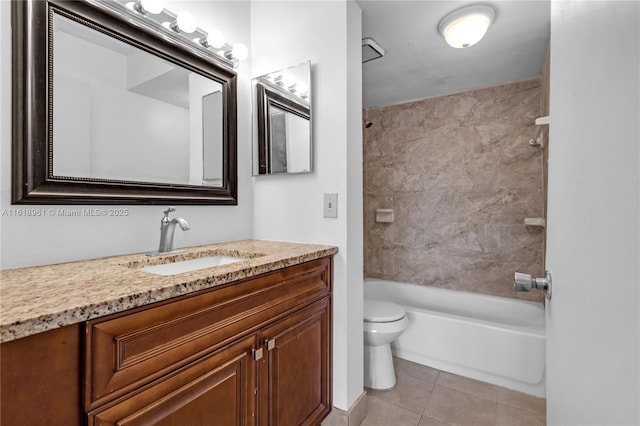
xmin=364 ymin=298 xmax=406 ymax=322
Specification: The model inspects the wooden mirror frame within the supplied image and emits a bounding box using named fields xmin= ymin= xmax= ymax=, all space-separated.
xmin=11 ymin=0 xmax=238 ymax=205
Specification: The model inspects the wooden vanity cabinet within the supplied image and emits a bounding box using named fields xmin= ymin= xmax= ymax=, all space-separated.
xmin=0 ymin=256 xmax=333 ymax=426
xmin=86 ymin=257 xmax=332 ymax=425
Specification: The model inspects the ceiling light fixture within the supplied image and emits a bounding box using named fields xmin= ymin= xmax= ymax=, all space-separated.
xmin=438 ymin=4 xmax=495 ymax=49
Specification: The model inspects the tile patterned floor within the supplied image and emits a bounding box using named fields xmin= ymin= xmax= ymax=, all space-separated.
xmin=362 ymin=357 xmax=546 ymax=426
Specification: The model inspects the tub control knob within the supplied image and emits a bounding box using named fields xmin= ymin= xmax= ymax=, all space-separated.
xmin=514 ymin=271 xmax=552 ymax=300
xmin=514 ymin=272 xmax=533 ymax=291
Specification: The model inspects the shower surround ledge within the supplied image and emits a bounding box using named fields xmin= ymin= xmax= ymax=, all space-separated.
xmin=0 ymin=239 xmax=338 ymax=343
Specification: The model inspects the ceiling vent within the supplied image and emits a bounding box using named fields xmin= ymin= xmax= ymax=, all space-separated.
xmin=362 ymin=37 xmax=386 ymax=63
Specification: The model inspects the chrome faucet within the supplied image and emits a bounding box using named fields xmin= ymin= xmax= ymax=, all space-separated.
xmin=157 ymin=207 xmax=190 ymax=254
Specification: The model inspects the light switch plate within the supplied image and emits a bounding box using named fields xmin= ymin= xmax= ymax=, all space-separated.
xmin=323 ymin=193 xmax=338 ymax=218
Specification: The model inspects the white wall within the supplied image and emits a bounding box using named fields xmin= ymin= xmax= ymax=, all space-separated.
xmin=546 ymin=1 xmax=639 ymax=424
xmin=250 ymin=0 xmax=364 ymax=412
xmin=2 ymin=0 xmax=365 ymax=414
xmin=0 ymin=0 xmax=254 ymax=269
xmin=345 ymin=1 xmax=364 ymax=411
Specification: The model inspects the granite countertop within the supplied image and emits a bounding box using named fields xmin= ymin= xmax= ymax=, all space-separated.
xmin=0 ymin=240 xmax=338 ymax=343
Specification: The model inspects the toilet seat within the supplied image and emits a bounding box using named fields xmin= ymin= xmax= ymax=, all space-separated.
xmin=364 ymin=298 xmax=405 ymax=323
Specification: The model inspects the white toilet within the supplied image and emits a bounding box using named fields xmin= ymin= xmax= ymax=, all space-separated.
xmin=363 ymin=298 xmax=409 ymax=389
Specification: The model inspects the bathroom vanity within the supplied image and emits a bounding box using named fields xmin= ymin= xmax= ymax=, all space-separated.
xmin=0 ymin=240 xmax=336 ymax=426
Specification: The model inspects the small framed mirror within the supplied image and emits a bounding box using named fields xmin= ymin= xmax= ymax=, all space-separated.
xmin=12 ymin=0 xmax=237 ymax=205
xmin=252 ymin=62 xmax=312 ymax=175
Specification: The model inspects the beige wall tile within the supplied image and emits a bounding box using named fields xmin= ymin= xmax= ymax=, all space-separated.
xmin=363 ymin=78 xmax=545 ymax=301
xmin=418 ymin=416 xmax=451 ymax=426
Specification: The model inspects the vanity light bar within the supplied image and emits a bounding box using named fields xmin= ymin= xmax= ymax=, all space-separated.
xmin=264 ymin=74 xmax=309 ymax=101
xmin=95 ymin=0 xmax=248 ymax=69
xmin=259 ymin=75 xmax=310 ymax=105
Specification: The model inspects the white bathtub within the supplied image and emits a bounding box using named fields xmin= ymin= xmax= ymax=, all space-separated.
xmin=364 ymin=278 xmax=546 ymax=397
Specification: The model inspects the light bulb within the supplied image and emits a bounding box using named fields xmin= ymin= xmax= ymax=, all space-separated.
xmin=208 ymin=29 xmax=226 ymax=49
xmin=175 ymin=11 xmax=197 ymax=33
xmin=296 ymin=81 xmax=309 ymax=95
xmin=139 ymin=0 xmax=164 ymax=14
xmin=281 ymin=73 xmax=295 ymax=88
xmin=231 ymin=43 xmax=248 ymax=60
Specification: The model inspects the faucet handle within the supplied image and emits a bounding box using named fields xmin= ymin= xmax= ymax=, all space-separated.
xmin=162 ymin=206 xmax=176 ymax=216
xmin=161 ymin=206 xmax=177 ymax=222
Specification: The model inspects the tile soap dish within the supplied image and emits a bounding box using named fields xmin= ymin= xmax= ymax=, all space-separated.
xmin=524 ymin=217 xmax=546 ymax=227
xmin=376 ymin=209 xmax=394 ymax=223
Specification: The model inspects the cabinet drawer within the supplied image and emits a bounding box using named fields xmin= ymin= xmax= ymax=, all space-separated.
xmin=85 ymin=257 xmax=331 ymax=409
xmin=88 ymin=335 xmax=257 ymax=426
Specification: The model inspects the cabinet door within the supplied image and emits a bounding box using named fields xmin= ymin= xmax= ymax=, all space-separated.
xmin=89 ymin=335 xmax=256 ymax=426
xmin=258 ymin=298 xmax=331 ymax=426
xmin=0 ymin=324 xmax=82 ymax=426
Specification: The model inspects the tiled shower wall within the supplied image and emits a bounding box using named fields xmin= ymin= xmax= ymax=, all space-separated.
xmin=363 ymin=78 xmax=545 ymax=301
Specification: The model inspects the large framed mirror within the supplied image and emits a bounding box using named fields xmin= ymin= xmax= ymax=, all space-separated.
xmin=252 ymin=62 xmax=312 ymax=175
xmin=12 ymin=0 xmax=237 ymax=204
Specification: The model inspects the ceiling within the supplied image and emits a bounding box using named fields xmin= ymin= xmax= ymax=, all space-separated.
xmin=358 ymin=1 xmax=550 ymax=108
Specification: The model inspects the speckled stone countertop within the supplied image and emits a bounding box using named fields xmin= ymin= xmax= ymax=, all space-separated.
xmin=0 ymin=240 xmax=338 ymax=343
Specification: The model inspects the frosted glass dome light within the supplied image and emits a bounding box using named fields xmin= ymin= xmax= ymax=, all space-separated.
xmin=439 ymin=5 xmax=495 ymax=49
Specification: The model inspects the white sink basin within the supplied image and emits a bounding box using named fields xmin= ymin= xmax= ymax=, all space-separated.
xmin=140 ymin=255 xmax=245 ymax=276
